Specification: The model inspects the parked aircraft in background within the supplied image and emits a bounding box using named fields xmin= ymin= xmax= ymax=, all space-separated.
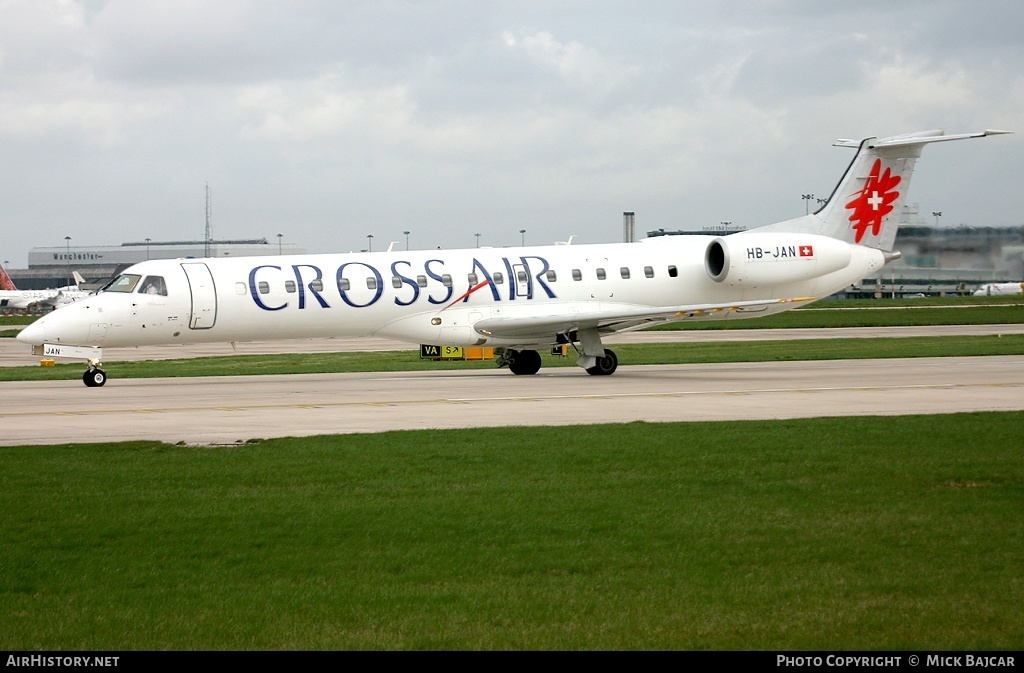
xmin=17 ymin=129 xmax=1011 ymax=386
xmin=0 ymin=263 xmax=17 ymax=291
xmin=974 ymin=282 xmax=1024 ymax=296
xmin=0 ymin=264 xmax=90 ymax=313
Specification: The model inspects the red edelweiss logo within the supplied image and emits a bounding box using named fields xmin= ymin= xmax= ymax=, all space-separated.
xmin=845 ymin=158 xmax=901 ymax=243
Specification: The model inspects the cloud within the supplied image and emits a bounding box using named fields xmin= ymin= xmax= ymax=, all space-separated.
xmin=0 ymin=0 xmax=1020 ymax=265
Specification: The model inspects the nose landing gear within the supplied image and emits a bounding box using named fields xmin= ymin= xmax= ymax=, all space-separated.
xmin=83 ymin=367 xmax=107 ymax=387
xmin=83 ymin=357 xmax=107 ymax=387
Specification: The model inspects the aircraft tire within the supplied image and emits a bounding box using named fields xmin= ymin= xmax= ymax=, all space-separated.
xmin=83 ymin=369 xmax=107 ymax=387
xmin=508 ymin=349 xmax=542 ymax=375
xmin=586 ymin=349 xmax=618 ymax=376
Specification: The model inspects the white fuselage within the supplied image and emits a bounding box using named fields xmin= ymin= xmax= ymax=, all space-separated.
xmin=19 ymin=233 xmax=886 ymax=351
xmin=973 ymin=282 xmax=1024 ymax=296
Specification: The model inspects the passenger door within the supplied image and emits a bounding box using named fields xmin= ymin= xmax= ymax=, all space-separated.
xmin=181 ymin=262 xmax=218 ymax=329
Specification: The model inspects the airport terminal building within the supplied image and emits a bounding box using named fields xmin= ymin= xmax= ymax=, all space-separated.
xmin=10 ymin=239 xmax=306 ymax=290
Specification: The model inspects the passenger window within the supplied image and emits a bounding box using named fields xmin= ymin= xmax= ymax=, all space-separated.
xmin=596 ymin=268 xmax=606 ymax=280
xmin=468 ymin=273 xmax=478 ymax=285
xmin=138 ymin=275 xmax=167 ymax=296
xmin=416 ymin=275 xmax=427 ymax=288
xmin=285 ymin=280 xmax=296 ymax=293
xmin=572 ymin=269 xmax=582 ymax=281
xmin=546 ymin=270 xmax=557 ymax=282
xmin=644 ymin=266 xmax=654 ymax=278
xmin=338 ymin=278 xmax=351 ymax=291
xmin=235 ymin=282 xmax=247 ymax=295
xmin=493 ymin=272 xmax=504 ymax=284
xmin=311 ymin=279 xmax=324 ymax=292
xmin=442 ymin=274 xmax=453 ymax=287
xmin=258 ymin=281 xmax=270 ymax=294
xmin=392 ymin=276 xmax=403 ymax=289
xmin=668 ymin=265 xmax=678 ymax=278
xmin=517 ymin=270 xmax=528 ymax=283
xmin=620 ymin=267 xmax=630 ymax=279
xmin=367 ymin=277 xmax=377 ymax=290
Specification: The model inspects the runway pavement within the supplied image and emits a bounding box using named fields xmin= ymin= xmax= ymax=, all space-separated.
xmin=1 ymin=355 xmax=1021 ymax=447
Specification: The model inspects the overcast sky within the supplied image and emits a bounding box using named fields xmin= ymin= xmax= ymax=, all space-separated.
xmin=2 ymin=0 xmax=1022 ymax=267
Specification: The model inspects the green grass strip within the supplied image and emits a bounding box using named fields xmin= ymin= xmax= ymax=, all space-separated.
xmin=2 ymin=334 xmax=1022 ymax=382
xmin=1 ymin=412 xmax=1021 ymax=650
xmin=649 ymin=303 xmax=1023 ymax=330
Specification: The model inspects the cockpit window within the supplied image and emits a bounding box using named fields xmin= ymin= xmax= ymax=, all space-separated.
xmin=138 ymin=276 xmax=168 ymax=296
xmin=100 ymin=274 xmax=142 ymax=293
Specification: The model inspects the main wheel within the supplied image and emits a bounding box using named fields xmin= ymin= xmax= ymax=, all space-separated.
xmin=83 ymin=369 xmax=107 ymax=387
xmin=585 ymin=349 xmax=618 ymax=376
xmin=508 ymin=349 xmax=542 ymax=375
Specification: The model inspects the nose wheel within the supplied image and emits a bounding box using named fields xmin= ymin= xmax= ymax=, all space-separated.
xmin=83 ymin=367 xmax=107 ymax=387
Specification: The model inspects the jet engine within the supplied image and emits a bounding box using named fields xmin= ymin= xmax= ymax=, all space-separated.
xmin=705 ymin=233 xmax=853 ymax=286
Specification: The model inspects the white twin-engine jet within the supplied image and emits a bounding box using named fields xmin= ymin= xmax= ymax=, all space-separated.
xmin=18 ymin=129 xmax=1010 ymax=386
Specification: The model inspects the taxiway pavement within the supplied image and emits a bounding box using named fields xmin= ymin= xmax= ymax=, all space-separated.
xmin=1 ymin=355 xmax=1021 ymax=446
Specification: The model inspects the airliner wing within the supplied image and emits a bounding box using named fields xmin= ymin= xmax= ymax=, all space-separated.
xmin=472 ymin=297 xmax=815 ymax=341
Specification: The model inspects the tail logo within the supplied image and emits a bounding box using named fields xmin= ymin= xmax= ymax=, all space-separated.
xmin=845 ymin=158 xmax=901 ymax=243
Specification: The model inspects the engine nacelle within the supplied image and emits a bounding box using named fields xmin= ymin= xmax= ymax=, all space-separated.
xmin=705 ymin=233 xmax=854 ymax=286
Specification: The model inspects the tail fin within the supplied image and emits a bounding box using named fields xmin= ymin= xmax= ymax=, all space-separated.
xmin=758 ymin=129 xmax=1011 ymax=251
xmin=0 ymin=262 xmax=16 ymax=291
xmin=72 ymin=271 xmax=87 ymax=287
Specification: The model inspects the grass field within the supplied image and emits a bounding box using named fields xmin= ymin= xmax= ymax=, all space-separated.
xmin=2 ymin=298 xmax=1021 ymax=650
xmin=1 ymin=413 xmax=1021 ymax=650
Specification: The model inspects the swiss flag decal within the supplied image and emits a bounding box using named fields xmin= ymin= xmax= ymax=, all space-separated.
xmin=846 ymin=158 xmax=901 ymax=243
xmin=799 ymin=245 xmax=814 ymax=257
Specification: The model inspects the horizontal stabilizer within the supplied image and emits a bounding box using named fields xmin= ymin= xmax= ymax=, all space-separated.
xmin=833 ymin=129 xmax=1012 ymax=149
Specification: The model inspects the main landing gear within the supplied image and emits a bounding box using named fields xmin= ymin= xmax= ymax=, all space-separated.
xmin=585 ymin=349 xmax=618 ymax=376
xmin=498 ymin=348 xmax=543 ymax=376
xmin=495 ymin=345 xmax=618 ymax=376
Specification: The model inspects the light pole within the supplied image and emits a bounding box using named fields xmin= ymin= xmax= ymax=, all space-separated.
xmin=475 ymin=233 xmax=480 ymax=248
xmin=145 ymin=237 xmax=151 ymax=260
xmin=403 ymin=230 xmax=410 ymax=251
xmin=64 ymin=236 xmax=71 ymax=286
xmin=519 ymin=229 xmax=526 ymax=246
xmin=932 ymin=211 xmax=942 ymax=227
xmin=367 ymin=234 xmax=373 ymax=252
xmin=277 ymin=233 xmax=283 ymax=255
xmin=802 ymin=194 xmax=815 ymax=215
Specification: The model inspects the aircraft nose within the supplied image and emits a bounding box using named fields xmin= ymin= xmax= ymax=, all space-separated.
xmin=16 ymin=320 xmax=45 ymax=345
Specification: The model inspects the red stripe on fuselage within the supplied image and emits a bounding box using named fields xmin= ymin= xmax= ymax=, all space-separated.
xmin=440 ymin=280 xmax=491 ymax=312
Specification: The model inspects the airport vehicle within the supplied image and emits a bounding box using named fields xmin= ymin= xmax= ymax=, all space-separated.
xmin=973 ymin=282 xmax=1023 ymax=296
xmin=17 ymin=129 xmax=1010 ymax=386
xmin=0 ymin=265 xmax=90 ymax=312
